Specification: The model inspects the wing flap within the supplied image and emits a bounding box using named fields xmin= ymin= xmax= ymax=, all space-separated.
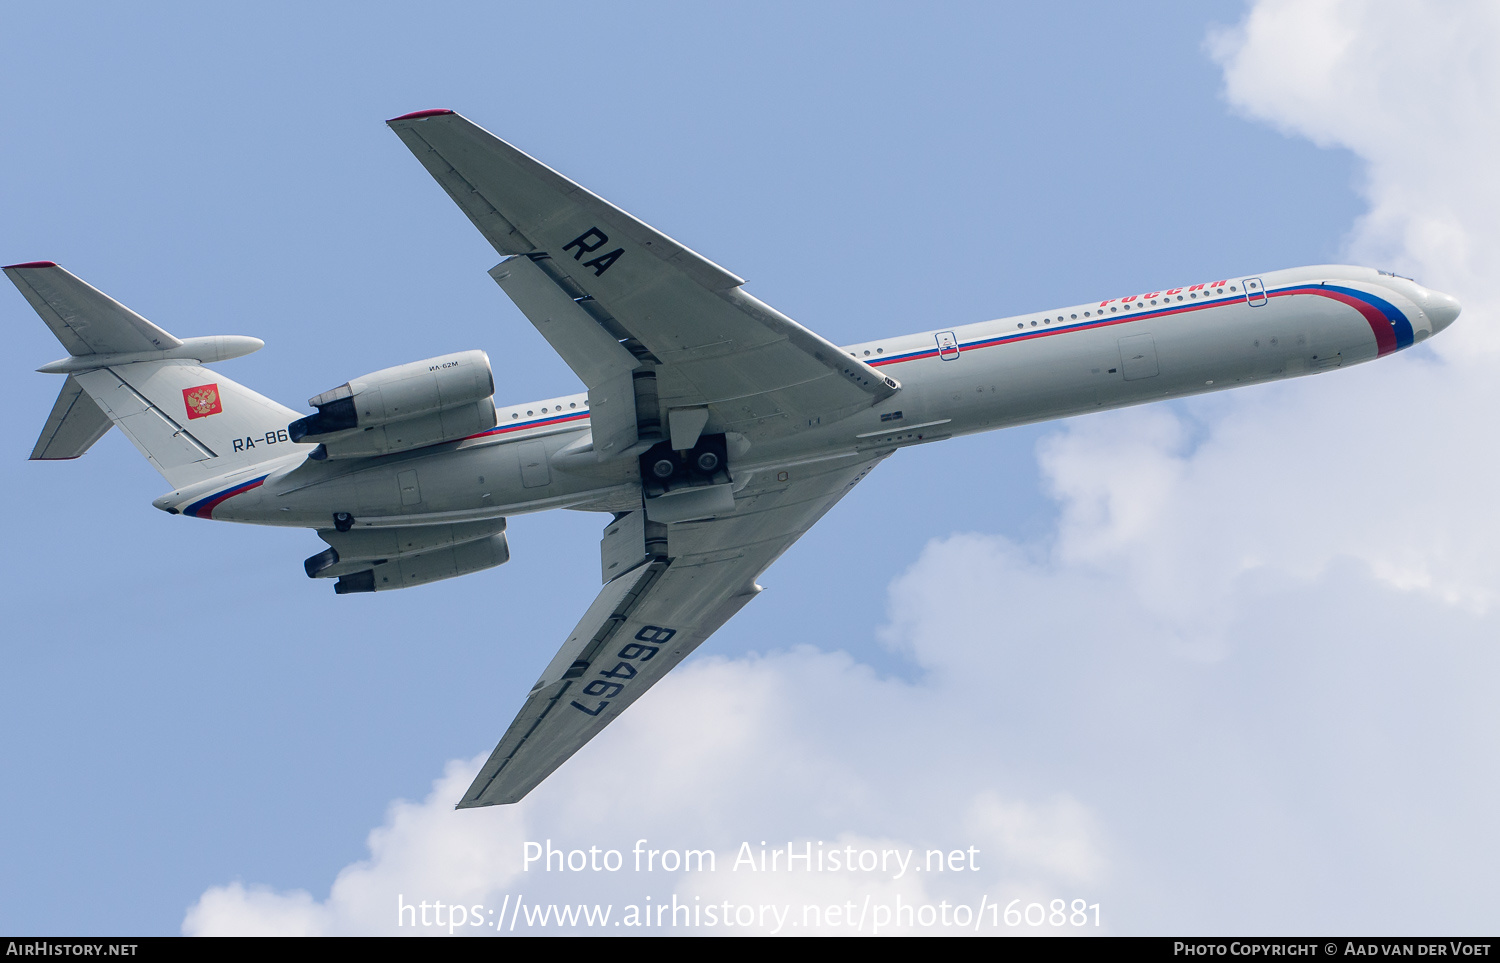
xmin=489 ymin=257 xmax=638 ymax=387
xmin=489 ymin=257 xmax=641 ymax=460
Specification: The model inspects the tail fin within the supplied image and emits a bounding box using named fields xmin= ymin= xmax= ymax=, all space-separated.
xmin=8 ymin=261 xmax=311 ymax=488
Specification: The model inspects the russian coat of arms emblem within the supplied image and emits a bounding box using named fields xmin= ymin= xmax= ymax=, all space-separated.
xmin=182 ymin=383 xmax=222 ymax=419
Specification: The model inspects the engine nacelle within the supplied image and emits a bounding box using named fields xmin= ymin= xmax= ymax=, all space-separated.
xmin=309 ymin=399 xmax=497 ymax=460
xmin=289 ymin=350 xmax=497 ymax=457
xmin=304 ymin=518 xmax=508 ymax=578
xmin=331 ymin=532 xmax=511 ymax=594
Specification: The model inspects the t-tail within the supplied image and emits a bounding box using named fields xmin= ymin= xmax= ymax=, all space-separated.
xmin=7 ymin=261 xmax=311 ymax=490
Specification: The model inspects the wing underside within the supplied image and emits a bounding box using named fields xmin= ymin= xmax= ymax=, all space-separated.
xmin=387 ymin=110 xmax=898 ymax=447
xmin=461 ymin=451 xmax=886 ymax=807
xmin=385 ymin=109 xmax=901 ymax=805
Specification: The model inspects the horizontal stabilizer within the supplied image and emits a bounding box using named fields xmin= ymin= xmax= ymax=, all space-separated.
xmin=9 ymin=263 xmax=307 ymax=487
xmin=69 ymin=361 xmax=308 ymax=488
xmin=4 ymin=261 xmax=180 ymax=356
xmin=31 ymin=375 xmax=112 ymax=460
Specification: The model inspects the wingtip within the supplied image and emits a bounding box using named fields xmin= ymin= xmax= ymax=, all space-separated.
xmin=386 ymin=108 xmax=455 ymax=123
xmin=3 ymin=260 xmax=58 ymax=270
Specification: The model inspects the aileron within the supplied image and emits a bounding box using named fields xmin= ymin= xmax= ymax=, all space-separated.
xmin=389 ymin=111 xmax=742 ymax=290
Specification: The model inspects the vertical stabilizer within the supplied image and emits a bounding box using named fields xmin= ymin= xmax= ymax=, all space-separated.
xmin=71 ymin=361 xmax=310 ymax=487
xmin=8 ymin=261 xmax=309 ymax=487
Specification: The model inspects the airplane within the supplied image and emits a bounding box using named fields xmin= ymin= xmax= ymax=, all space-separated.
xmin=6 ymin=108 xmax=1461 ymax=808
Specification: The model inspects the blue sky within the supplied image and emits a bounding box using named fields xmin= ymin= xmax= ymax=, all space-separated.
xmin=7 ymin=1 xmax=1493 ymax=936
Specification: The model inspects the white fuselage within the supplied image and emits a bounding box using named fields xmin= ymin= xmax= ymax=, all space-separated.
xmin=160 ymin=264 xmax=1453 ymax=528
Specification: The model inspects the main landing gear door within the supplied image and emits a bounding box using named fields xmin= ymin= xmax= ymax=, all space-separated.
xmin=936 ymin=331 xmax=960 ymax=360
xmin=1244 ymin=277 xmax=1268 ymax=307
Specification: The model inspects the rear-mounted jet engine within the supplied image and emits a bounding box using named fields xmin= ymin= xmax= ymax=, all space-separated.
xmin=289 ymin=350 xmax=497 ymax=459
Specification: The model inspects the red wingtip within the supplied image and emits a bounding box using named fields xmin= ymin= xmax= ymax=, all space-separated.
xmin=3 ymin=260 xmax=58 ymax=269
xmin=387 ymin=108 xmax=455 ymax=123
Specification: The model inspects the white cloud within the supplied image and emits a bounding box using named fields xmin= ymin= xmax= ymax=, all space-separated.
xmin=1212 ymin=0 xmax=1500 ymax=355
xmin=184 ymin=759 xmax=531 ymax=936
xmin=182 ymin=652 xmax=1113 ymax=935
xmin=967 ymin=792 xmax=1105 ymax=887
xmin=187 ymin=0 xmax=1500 ymax=936
xmin=184 ymin=883 xmax=325 ymax=937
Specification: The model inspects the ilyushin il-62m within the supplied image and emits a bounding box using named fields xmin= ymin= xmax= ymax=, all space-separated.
xmin=7 ymin=109 xmax=1460 ymax=807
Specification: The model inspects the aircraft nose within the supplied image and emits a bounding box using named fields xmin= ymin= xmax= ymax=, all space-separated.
xmin=1419 ymin=288 xmax=1461 ymax=334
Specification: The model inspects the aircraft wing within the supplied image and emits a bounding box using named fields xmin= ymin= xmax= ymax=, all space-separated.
xmin=387 ymin=110 xmax=899 ymax=455
xmin=459 ymin=450 xmax=885 ymax=807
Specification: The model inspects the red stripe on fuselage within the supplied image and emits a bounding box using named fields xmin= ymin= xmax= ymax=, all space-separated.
xmin=1269 ymin=287 xmax=1397 ymax=355
xmin=193 ymin=477 xmax=266 ymax=519
xmin=465 ymin=411 xmax=590 ymax=441
xmin=869 ymin=285 xmax=1396 ymax=367
xmin=868 ymin=295 xmax=1233 ymax=366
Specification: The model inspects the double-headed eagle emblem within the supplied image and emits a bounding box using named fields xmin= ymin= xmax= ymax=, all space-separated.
xmin=182 ymin=383 xmax=222 ymax=419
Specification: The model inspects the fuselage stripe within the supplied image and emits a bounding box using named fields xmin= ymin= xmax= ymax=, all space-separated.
xmin=185 ymin=474 xmax=269 ymax=519
xmin=184 ymin=409 xmax=594 ymax=520
xmin=1270 ymin=285 xmax=1411 ymax=355
xmin=865 ymin=285 xmax=1409 ymax=366
xmin=465 ymin=410 xmax=590 ymax=441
